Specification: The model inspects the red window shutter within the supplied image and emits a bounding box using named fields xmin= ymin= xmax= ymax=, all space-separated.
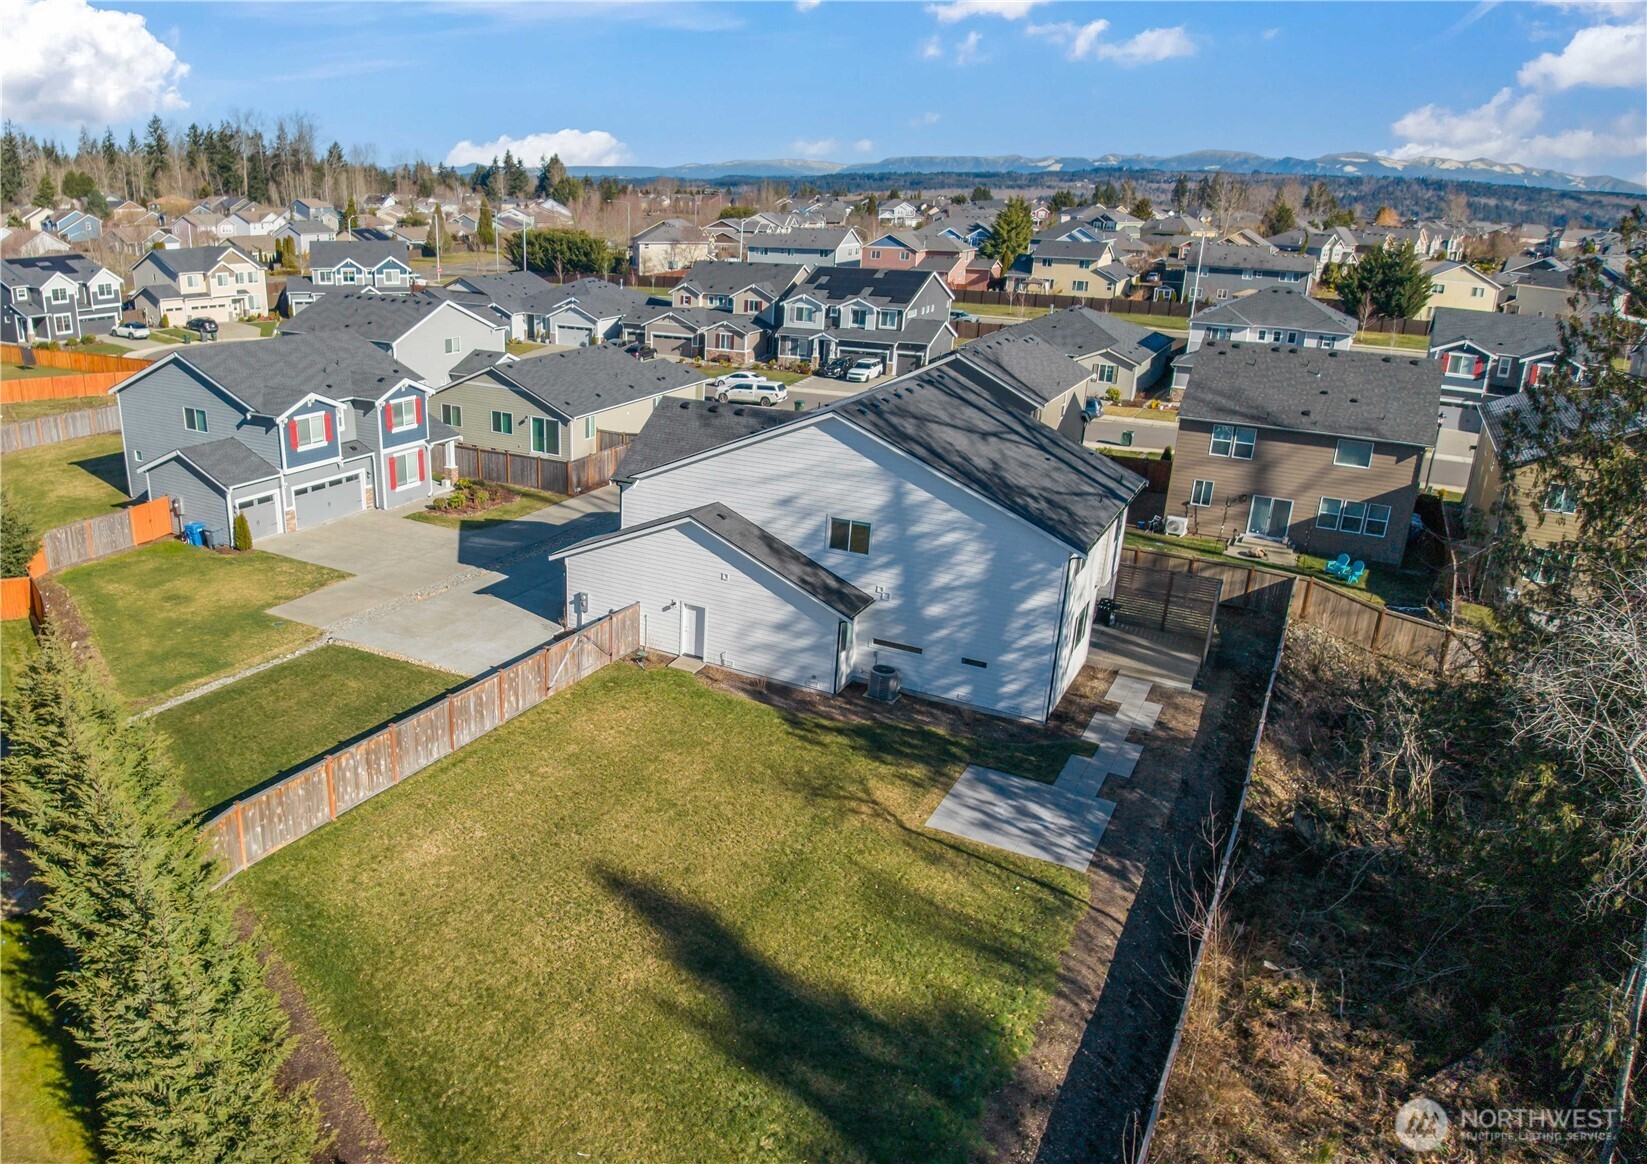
xmin=384 ymin=404 xmax=395 ymax=433
xmin=387 ymin=456 xmax=397 ymax=489
xmin=1527 ymin=364 xmax=1542 ymax=386
xmin=417 ymin=448 xmax=426 ymax=481
xmin=323 ymin=412 xmax=334 ymax=441
xmin=288 ymin=419 xmax=299 ymax=449
xmin=415 ymin=395 xmax=424 ymax=425
xmin=1474 ymin=357 xmax=1485 ymax=377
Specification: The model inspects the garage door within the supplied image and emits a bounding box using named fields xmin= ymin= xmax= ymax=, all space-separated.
xmin=652 ymin=332 xmax=693 ymax=357
xmin=293 ymin=472 xmax=363 ymax=529
xmin=235 ymin=492 xmax=281 ymax=540
xmin=556 ymin=325 xmax=594 ymax=347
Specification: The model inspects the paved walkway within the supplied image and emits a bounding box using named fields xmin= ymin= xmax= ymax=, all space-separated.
xmin=262 ymin=488 xmax=618 ymax=675
xmin=924 ymin=674 xmax=1163 ymax=871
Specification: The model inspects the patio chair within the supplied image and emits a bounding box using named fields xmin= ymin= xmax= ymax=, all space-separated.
xmin=1345 ymin=561 xmax=1367 ymax=586
xmin=1323 ymin=553 xmax=1351 ymax=579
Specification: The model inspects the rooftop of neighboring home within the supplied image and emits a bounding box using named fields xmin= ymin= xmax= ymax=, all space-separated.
xmin=1029 ymin=239 xmax=1116 ymax=262
xmin=1177 ymin=242 xmax=1316 ymax=274
xmin=137 ymin=243 xmax=257 ymax=278
xmin=619 ymin=362 xmax=1145 ymax=552
xmin=1481 ymin=391 xmax=1647 ymax=467
xmin=0 ymin=229 xmax=72 ymax=259
xmin=534 ymin=276 xmax=661 ymax=318
xmin=677 ymin=260 xmax=803 ymax=300
xmin=1427 ymin=307 xmax=1561 ymax=358
xmin=445 ymin=271 xmax=554 ymax=314
xmin=1190 ymin=287 xmax=1357 ymax=335
xmin=748 ymin=226 xmax=856 ymax=251
xmin=283 ymin=220 xmax=335 ymax=237
xmin=1177 ymin=342 xmax=1442 ymax=448
xmin=158 ymin=436 xmax=281 ymax=487
xmin=633 ymin=218 xmax=710 ymax=244
xmin=946 ymin=330 xmax=1094 ymax=410
xmin=1002 ymin=305 xmax=1176 ymax=368
xmin=1423 ymin=259 xmax=1501 ymax=285
xmin=116 ymin=332 xmax=423 ymax=417
xmin=279 ymin=289 xmax=495 ymax=341
xmin=308 ymin=239 xmax=409 ymax=270
xmin=792 ymin=266 xmax=942 ymax=308
xmin=1 ymin=252 xmax=109 ymax=287
xmin=452 ymin=342 xmax=706 ymax=421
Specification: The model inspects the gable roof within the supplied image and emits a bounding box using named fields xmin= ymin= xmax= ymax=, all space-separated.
xmin=148 ymin=436 xmax=279 ymax=488
xmin=1182 ymin=241 xmax=1315 ymax=275
xmin=794 ymin=266 xmax=943 ymax=308
xmin=1031 ymin=239 xmax=1115 ymax=262
xmin=462 ymin=343 xmax=705 ymax=420
xmin=556 ymin=502 xmax=873 ymax=619
xmin=1189 ymin=287 xmax=1356 ymax=335
xmin=1427 ymin=307 xmax=1561 ymax=359
xmin=618 ymin=398 xmax=807 ymax=479
xmin=1480 ymin=391 xmax=1647 ymax=468
xmin=533 ymin=276 xmax=659 ymax=319
xmin=1424 ymin=260 xmax=1501 ymax=287
xmin=948 ymin=329 xmax=1093 ymax=409
xmin=1178 ymin=342 xmax=1441 ymax=447
xmin=119 ymin=332 xmax=422 ymax=416
xmin=676 ymin=260 xmax=801 ymax=299
xmin=137 ymin=244 xmax=255 ymax=278
xmin=746 ymin=227 xmax=855 ymax=253
xmin=278 ymin=290 xmax=497 ymax=343
xmin=1004 ymin=305 xmax=1175 ymax=368
xmin=1 ymin=252 xmax=110 ymax=288
xmin=309 ymin=240 xmax=408 ymax=271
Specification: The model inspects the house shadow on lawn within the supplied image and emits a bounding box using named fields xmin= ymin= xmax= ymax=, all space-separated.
xmin=597 ymin=866 xmax=1013 ymax=1164
xmin=69 ymin=450 xmax=133 ymax=499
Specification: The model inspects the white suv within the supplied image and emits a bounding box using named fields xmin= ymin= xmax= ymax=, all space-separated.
xmin=843 ymin=357 xmax=885 ymax=383
xmin=714 ymin=372 xmax=788 ymax=406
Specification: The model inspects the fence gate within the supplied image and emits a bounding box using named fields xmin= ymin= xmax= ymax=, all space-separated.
xmin=1111 ymin=562 xmax=1224 ymax=663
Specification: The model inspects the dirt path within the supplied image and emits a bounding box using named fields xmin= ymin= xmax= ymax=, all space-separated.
xmin=978 ymin=609 xmax=1282 ymax=1164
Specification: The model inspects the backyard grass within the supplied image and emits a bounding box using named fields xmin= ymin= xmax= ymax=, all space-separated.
xmin=77 ymin=342 xmax=134 ymax=356
xmin=406 ymin=485 xmax=568 ymax=531
xmin=239 ymin=665 xmax=1090 ymax=1163
xmin=153 ymin=644 xmax=459 ymax=816
xmin=958 ymin=301 xmax=1051 ymax=320
xmin=0 ymin=396 xmax=115 ymax=424
xmin=1125 ymin=529 xmax=1436 ymax=608
xmin=0 ymin=432 xmax=130 ymax=530
xmin=58 ymin=541 xmax=348 ymax=706
xmin=1 ymin=919 xmax=98 ymax=1164
xmin=1353 ymin=331 xmax=1428 ymax=351
xmin=0 ymin=364 xmax=65 ymax=380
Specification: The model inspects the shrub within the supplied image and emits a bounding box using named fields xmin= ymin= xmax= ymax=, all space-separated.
xmin=1105 ymin=387 xmax=1121 ymax=403
xmin=232 ymin=511 xmax=252 ymax=551
xmin=158 ymin=314 xmax=169 ymax=328
xmin=0 ymin=495 xmax=39 ymax=577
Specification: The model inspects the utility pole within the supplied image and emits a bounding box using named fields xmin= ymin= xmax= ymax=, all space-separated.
xmin=1186 ymin=230 xmax=1207 ymax=315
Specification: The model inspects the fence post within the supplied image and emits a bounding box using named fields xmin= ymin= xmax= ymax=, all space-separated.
xmin=1299 ymin=576 xmax=1314 ymax=620
xmin=82 ymin=519 xmax=94 ymax=560
xmin=540 ymin=645 xmax=551 ymax=695
xmin=234 ymin=801 xmax=248 ymax=870
xmin=1370 ymin=607 xmax=1386 ymax=656
xmin=447 ymin=693 xmax=457 ymax=751
xmin=390 ymin=721 xmax=401 ymax=782
xmin=1160 ymin=570 xmax=1175 ymax=630
xmin=496 ymin=671 xmax=505 ymax=723
xmin=325 ymin=755 xmax=337 ymax=820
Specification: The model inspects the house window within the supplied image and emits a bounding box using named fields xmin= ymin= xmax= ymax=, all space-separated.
xmin=387 ymin=397 xmax=418 ymax=431
xmin=1097 ymin=364 xmax=1118 ymax=384
xmin=340 ymin=267 xmax=358 ymax=284
xmin=441 ymin=403 xmax=462 ymax=427
xmin=292 ymin=413 xmax=329 ymax=450
xmin=582 ymin=416 xmax=595 ymax=440
xmin=1445 ymin=352 xmax=1479 ymax=377
xmin=791 ymin=306 xmax=816 ymax=323
xmin=1316 ymin=498 xmax=1391 ymax=537
xmin=52 ymin=314 xmax=72 ymax=333
xmin=1072 ymin=281 xmax=1089 ymax=293
xmin=716 ymin=330 xmax=736 ymax=350
xmin=444 ymin=337 xmax=461 ymax=354
xmin=531 ymin=416 xmax=559 ymax=454
xmin=1216 ymin=288 xmax=1230 ymax=299
xmin=1430 ymin=282 xmax=1445 ymax=295
xmin=877 ymin=310 xmax=899 ymax=328
xmin=1333 ymin=439 xmax=1374 ymax=468
xmin=870 ymin=250 xmax=881 ymax=259
xmin=182 ymin=407 xmax=208 ymax=433
xmin=828 ymin=517 xmax=871 ymax=555
xmin=1544 ymin=485 xmax=1578 ymax=514
xmin=872 ymin=637 xmax=921 ymax=654
xmin=1522 ymin=548 xmax=1571 ymax=585
xmin=1208 ymin=424 xmax=1256 ymax=459
xmin=850 ymin=308 xmax=869 ymax=328
xmin=742 ymin=298 xmax=761 ymax=314
xmin=388 ymin=450 xmax=422 ymax=490
xmin=316 ymin=269 xmax=334 ymax=284
xmin=491 ymin=410 xmax=513 ymax=435
xmin=1471 ymin=287 xmax=1485 ymax=298
xmin=1496 ymin=356 xmax=1513 ymax=378
xmin=49 ymin=287 xmax=69 ymax=303
xmin=1189 ymin=479 xmax=1214 ymax=507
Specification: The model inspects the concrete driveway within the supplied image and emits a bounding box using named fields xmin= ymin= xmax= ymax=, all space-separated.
xmin=263 ymin=488 xmax=619 ymax=675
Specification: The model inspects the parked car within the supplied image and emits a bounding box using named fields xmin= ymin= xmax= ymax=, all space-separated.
xmin=625 ymin=342 xmax=657 ymax=360
xmin=184 ymin=317 xmax=219 ymax=340
xmin=818 ymin=357 xmax=854 ymax=379
xmin=843 ymin=357 xmax=885 ymax=383
xmin=715 ymin=372 xmax=788 ymax=406
xmin=949 ymin=309 xmax=978 ymax=323
xmin=111 ymin=321 xmax=150 ymax=339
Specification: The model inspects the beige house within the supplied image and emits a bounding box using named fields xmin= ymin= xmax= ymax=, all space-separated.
xmin=130 ymin=244 xmax=269 ymax=324
xmin=630 ymin=219 xmax=714 ymax=276
xmin=433 ymin=344 xmax=708 ymax=462
xmin=1417 ymin=261 xmax=1502 ymax=320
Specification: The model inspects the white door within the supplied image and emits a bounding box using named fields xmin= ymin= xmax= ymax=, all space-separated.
xmin=681 ymin=603 xmax=706 ymax=658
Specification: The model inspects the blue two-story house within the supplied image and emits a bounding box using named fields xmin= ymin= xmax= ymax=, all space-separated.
xmin=1 ymin=254 xmax=124 ymax=344
xmin=771 ymin=266 xmax=956 ymax=375
xmin=112 ymin=333 xmax=455 ymax=543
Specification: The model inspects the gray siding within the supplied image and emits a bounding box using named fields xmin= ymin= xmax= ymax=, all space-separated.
xmin=281 ymin=404 xmax=343 ymax=470
xmin=144 ymin=458 xmax=230 ymax=536
xmin=116 ymin=361 xmax=279 ymax=497
xmin=392 ymin=308 xmax=507 ymax=385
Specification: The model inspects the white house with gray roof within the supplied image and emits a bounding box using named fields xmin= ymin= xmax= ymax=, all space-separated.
xmin=129 ymin=244 xmax=268 ymax=324
xmin=1186 ymin=287 xmax=1357 ymax=352
xmin=112 ymin=333 xmax=453 ymax=542
xmin=743 ymin=226 xmax=862 ymax=266
xmin=553 ymin=355 xmax=1145 ymax=719
xmin=278 ymin=290 xmax=505 ymax=385
xmin=630 ymin=218 xmax=714 ymax=275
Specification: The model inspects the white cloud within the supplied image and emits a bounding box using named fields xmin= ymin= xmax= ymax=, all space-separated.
xmin=791 ymin=138 xmax=840 ymax=158
xmin=1262 ymin=27 xmax=1281 ymax=39
xmin=794 ymin=0 xmax=822 ymax=10
xmin=954 ymin=29 xmax=986 ymax=64
xmin=853 ymin=139 xmax=875 ymax=153
xmin=920 ymin=34 xmax=944 ymax=58
xmin=926 ymin=0 xmax=1047 ymax=23
xmin=1517 ymin=18 xmax=1646 ymax=88
xmin=1 ymin=0 xmax=188 ymax=125
xmin=911 ymin=111 xmax=943 ymax=127
xmin=1387 ymin=86 xmax=1646 ymax=169
xmin=444 ymin=129 xmax=632 ymax=167
xmin=1027 ymin=20 xmax=1194 ymax=64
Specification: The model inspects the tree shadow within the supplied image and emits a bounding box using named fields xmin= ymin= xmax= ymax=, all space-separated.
xmin=597 ymin=866 xmax=1011 ymax=1163
xmin=1 ymin=916 xmax=102 ymax=1155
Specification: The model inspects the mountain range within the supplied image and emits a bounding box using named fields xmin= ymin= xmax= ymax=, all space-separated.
xmin=562 ymin=150 xmax=1646 ymax=195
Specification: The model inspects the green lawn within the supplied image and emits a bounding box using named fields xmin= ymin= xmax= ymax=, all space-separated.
xmin=1125 ymin=530 xmax=1436 ymax=608
xmin=239 ymin=665 xmax=1089 ymax=1163
xmin=957 ymin=301 xmax=1051 ymax=321
xmin=406 ymin=486 xmax=567 ymax=532
xmin=1 ymin=919 xmax=98 ymax=1164
xmin=58 ymin=542 xmax=348 ymax=707
xmin=0 ymin=432 xmax=130 ymax=530
xmin=0 ymin=364 xmax=65 ymax=380
xmin=249 ymin=319 xmax=280 ymax=337
xmin=504 ymin=339 xmax=544 ymax=356
xmin=0 ymin=397 xmax=115 ymax=424
xmin=153 ymin=645 xmax=459 ymax=816
xmin=77 ymin=342 xmax=134 ymax=356
xmin=1353 ymin=331 xmax=1428 ymax=351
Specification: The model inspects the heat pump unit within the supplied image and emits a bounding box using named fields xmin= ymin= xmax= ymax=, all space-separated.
xmin=1164 ymin=516 xmax=1189 ymax=536
xmin=867 ymin=664 xmax=901 ymax=703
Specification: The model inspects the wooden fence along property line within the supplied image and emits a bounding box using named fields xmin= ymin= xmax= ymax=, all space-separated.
xmin=0 ymin=344 xmax=151 ymax=375
xmin=35 ymin=496 xmax=176 ymax=574
xmin=0 ymin=370 xmax=134 ymax=405
xmin=201 ymin=604 xmax=642 ymax=879
xmin=1123 ymin=546 xmax=1479 ymax=674
xmin=450 ymin=441 xmax=631 ymax=497
xmin=1 ymin=403 xmax=120 ymax=452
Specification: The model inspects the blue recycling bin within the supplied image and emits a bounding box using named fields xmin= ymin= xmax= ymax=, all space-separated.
xmin=183 ymin=521 xmax=208 ymax=546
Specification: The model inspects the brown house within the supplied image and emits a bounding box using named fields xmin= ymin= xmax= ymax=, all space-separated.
xmin=1165 ymin=343 xmax=1442 ymax=566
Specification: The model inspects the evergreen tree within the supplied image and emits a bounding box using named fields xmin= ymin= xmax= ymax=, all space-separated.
xmin=1132 ymin=196 xmax=1154 ymax=219
xmin=32 ymin=170 xmax=56 ymax=208
xmin=3 ymin=636 xmax=321 ymax=1163
xmin=970 ymin=185 xmax=992 ymax=202
xmin=981 ymin=195 xmax=1034 ymax=275
xmin=1095 ymin=179 xmax=1119 ymax=206
xmin=1333 ymin=241 xmax=1430 ymax=322
xmin=232 ymin=511 xmax=252 ymax=552
xmin=1 ymin=493 xmax=39 ymax=576
xmin=1171 ymin=173 xmax=1189 ymax=212
xmin=1048 ymin=189 xmax=1077 ymax=211
xmin=143 ymin=115 xmax=169 ymax=196
xmin=507 ymin=227 xmax=613 ymax=280
xmin=342 ymin=194 xmax=359 ymax=230
xmin=60 ymin=170 xmax=95 ymax=200
xmin=476 ymin=199 xmax=495 ymax=247
xmin=423 ymin=213 xmax=448 ymax=258
xmin=0 ymin=122 xmax=23 ymax=206
xmin=1260 ymin=191 xmax=1298 ymax=236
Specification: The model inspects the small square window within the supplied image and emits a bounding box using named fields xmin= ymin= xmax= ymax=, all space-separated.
xmin=828 ymin=517 xmax=871 ymax=555
xmin=441 ymin=403 xmax=462 ymax=427
xmin=1190 ymin=479 xmax=1213 ymax=507
xmin=1544 ymin=485 xmax=1578 ymax=515
xmin=491 ymin=410 xmax=513 ymax=435
xmin=1333 ymin=439 xmax=1374 ymax=468
xmin=183 ymin=407 xmax=208 ymax=433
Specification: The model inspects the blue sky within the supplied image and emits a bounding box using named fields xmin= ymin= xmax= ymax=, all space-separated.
xmin=6 ymin=0 xmax=1645 ymax=181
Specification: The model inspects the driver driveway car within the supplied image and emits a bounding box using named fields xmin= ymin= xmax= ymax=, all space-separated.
xmin=261 ymin=488 xmax=618 ymax=675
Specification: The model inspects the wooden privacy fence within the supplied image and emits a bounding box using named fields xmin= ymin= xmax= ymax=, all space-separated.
xmin=0 ymin=576 xmax=44 ymax=622
xmin=1 ymin=344 xmax=151 ymax=374
xmin=1113 ymin=563 xmax=1222 ymax=643
xmin=201 ymin=605 xmax=643 ymax=879
xmin=1102 ymin=453 xmax=1173 ymax=492
xmin=38 ymin=496 xmax=176 ymax=573
xmin=953 ymin=289 xmax=1195 ymax=316
xmin=451 ymin=441 xmax=630 ymax=497
xmin=1 ymin=403 xmax=120 ymax=452
xmin=1122 ymin=546 xmax=1478 ymax=673
xmin=0 ymin=371 xmax=132 ymax=404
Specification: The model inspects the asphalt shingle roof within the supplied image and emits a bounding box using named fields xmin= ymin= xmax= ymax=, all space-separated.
xmin=1179 ymin=342 xmax=1442 ymax=447
xmin=1004 ymin=305 xmax=1175 ymax=368
xmin=161 ymin=436 xmax=279 ymax=487
xmin=1481 ymin=391 xmax=1647 ymax=467
xmin=1189 ymin=288 xmax=1356 ymax=335
xmin=309 ymin=240 xmax=408 ymax=270
xmin=138 ymin=245 xmax=254 ymax=278
xmin=279 ymin=290 xmax=488 ymax=343
xmin=677 ymin=261 xmax=799 ymax=299
xmin=1183 ymin=242 xmax=1315 ymax=274
xmin=794 ymin=266 xmax=938 ymax=308
xmin=1 ymin=253 xmax=108 ymax=288
xmin=950 ymin=330 xmax=1093 ymax=409
xmin=131 ymin=332 xmax=423 ymax=416
xmin=617 ymin=398 xmax=805 ymax=479
xmin=470 ymin=343 xmax=707 ymax=420
xmin=1427 ymin=307 xmax=1561 ymax=358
